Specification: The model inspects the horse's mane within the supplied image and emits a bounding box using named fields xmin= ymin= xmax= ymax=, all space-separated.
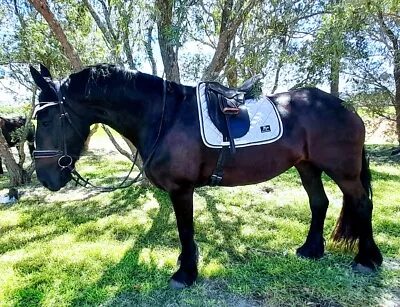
xmin=66 ymin=64 xmax=163 ymax=105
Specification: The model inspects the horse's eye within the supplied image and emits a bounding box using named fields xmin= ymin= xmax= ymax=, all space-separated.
xmin=42 ymin=120 xmax=51 ymax=127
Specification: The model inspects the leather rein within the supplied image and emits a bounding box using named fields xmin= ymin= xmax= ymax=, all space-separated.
xmin=33 ymin=79 xmax=167 ymax=191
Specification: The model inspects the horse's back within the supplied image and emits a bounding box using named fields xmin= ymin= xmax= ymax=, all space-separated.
xmin=270 ymin=87 xmax=347 ymax=110
xmin=271 ymin=88 xmax=365 ymax=175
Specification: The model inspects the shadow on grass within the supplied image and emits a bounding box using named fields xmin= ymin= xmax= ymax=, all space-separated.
xmin=366 ymin=144 xmax=400 ymax=164
xmin=69 ymin=187 xmax=176 ymax=306
xmin=6 ymin=169 xmax=396 ymax=306
xmin=371 ymin=168 xmax=400 ymax=183
xmin=0 ymin=187 xmax=146 ymax=254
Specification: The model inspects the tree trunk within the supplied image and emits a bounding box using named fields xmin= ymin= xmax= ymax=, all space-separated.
xmin=394 ymin=49 xmax=400 ymax=145
xmin=271 ymin=38 xmax=288 ymax=94
xmin=394 ymin=73 xmax=400 ymax=145
xmin=330 ymin=56 xmax=340 ymax=97
xmin=0 ymin=129 xmax=28 ymax=186
xmin=156 ymin=0 xmax=180 ymax=83
xmin=226 ymin=56 xmax=238 ymax=87
xmin=201 ymin=0 xmax=256 ymax=81
xmin=27 ymin=0 xmax=83 ymax=71
xmin=145 ymin=21 xmax=158 ymax=75
xmin=202 ymin=30 xmax=232 ymax=81
xmin=377 ymin=10 xmax=399 ymax=144
xmin=83 ymin=124 xmax=99 ymax=152
xmin=81 ymin=0 xmax=122 ymax=65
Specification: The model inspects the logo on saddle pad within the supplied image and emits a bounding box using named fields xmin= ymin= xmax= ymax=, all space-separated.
xmin=260 ymin=125 xmax=271 ymax=133
xmin=196 ymin=82 xmax=283 ymax=149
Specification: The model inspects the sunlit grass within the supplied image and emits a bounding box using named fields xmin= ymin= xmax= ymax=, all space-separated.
xmin=0 ymin=144 xmax=399 ymax=306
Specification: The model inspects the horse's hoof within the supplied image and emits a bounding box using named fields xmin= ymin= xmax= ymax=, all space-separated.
xmin=296 ymin=246 xmax=324 ymax=259
xmin=168 ymin=278 xmax=187 ymax=290
xmin=351 ymin=261 xmax=377 ymax=274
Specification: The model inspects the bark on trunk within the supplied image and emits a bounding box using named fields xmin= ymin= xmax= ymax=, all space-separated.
xmin=83 ymin=124 xmax=99 ymax=152
xmin=394 ymin=84 xmax=400 ymax=145
xmin=201 ymin=0 xmax=256 ymax=81
xmin=202 ymin=30 xmax=232 ymax=81
xmin=156 ymin=0 xmax=180 ymax=83
xmin=0 ymin=129 xmax=28 ymax=186
xmin=226 ymin=57 xmax=238 ymax=87
xmin=394 ymin=50 xmax=400 ymax=145
xmin=145 ymin=22 xmax=158 ymax=75
xmin=377 ymin=10 xmax=400 ymax=144
xmin=330 ymin=56 xmax=340 ymax=97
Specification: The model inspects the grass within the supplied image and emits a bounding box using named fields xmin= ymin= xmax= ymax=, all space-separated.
xmin=0 ymin=143 xmax=399 ymax=306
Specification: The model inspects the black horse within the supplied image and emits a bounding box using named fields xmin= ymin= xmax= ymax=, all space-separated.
xmin=0 ymin=116 xmax=35 ymax=174
xmin=30 ymin=64 xmax=382 ymax=289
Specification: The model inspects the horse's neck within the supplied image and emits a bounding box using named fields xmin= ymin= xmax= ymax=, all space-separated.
xmin=94 ymin=84 xmax=165 ymax=160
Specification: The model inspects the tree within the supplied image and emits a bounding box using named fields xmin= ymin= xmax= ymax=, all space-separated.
xmin=199 ymin=0 xmax=257 ymax=82
xmin=341 ymin=0 xmax=400 ymax=145
xmin=155 ymin=0 xmax=180 ymax=82
xmin=27 ymin=0 xmax=83 ymax=70
xmin=0 ymin=128 xmax=28 ymax=186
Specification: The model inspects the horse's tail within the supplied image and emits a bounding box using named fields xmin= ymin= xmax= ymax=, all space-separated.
xmin=332 ymin=146 xmax=372 ymax=248
xmin=360 ymin=146 xmax=373 ymax=200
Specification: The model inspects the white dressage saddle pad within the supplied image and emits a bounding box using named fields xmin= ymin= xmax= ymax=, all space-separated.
xmin=196 ymin=82 xmax=283 ymax=148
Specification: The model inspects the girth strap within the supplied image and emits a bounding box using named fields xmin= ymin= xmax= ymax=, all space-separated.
xmin=209 ymin=146 xmax=230 ymax=186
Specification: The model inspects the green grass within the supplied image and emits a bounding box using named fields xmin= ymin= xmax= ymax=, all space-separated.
xmin=0 ymin=144 xmax=399 ymax=306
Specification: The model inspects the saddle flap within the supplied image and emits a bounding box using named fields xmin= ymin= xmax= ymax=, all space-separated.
xmin=205 ymin=86 xmax=250 ymax=139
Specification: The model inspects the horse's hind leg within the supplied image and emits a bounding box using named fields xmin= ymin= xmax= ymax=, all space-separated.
xmin=0 ymin=158 xmax=3 ymax=174
xmin=329 ymin=176 xmax=382 ymax=271
xmin=295 ymin=161 xmax=329 ymax=259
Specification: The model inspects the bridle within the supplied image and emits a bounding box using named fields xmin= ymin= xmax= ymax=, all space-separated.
xmin=33 ymin=80 xmax=83 ymax=171
xmin=33 ymin=79 xmax=167 ymax=191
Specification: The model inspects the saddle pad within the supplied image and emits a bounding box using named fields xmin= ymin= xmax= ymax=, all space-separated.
xmin=196 ymin=82 xmax=283 ymax=148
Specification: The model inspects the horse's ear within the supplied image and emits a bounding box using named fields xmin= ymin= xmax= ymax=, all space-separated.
xmin=39 ymin=64 xmax=52 ymax=79
xmin=30 ymin=65 xmax=50 ymax=90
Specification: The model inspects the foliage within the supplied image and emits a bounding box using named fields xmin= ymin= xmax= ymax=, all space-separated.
xmin=0 ymin=140 xmax=399 ymax=306
xmin=1 ymin=0 xmax=400 ymax=141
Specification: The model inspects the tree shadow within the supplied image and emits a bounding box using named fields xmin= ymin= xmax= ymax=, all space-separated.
xmin=0 ymin=186 xmax=146 ymax=254
xmin=68 ymin=187 xmax=176 ymax=306
xmin=366 ymin=144 xmax=400 ymax=164
xmin=195 ymin=188 xmax=249 ymax=262
xmin=8 ymin=183 xmax=393 ymax=306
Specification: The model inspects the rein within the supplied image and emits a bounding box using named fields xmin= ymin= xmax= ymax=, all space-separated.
xmin=33 ymin=79 xmax=167 ymax=192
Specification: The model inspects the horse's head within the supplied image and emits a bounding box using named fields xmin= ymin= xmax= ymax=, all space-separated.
xmin=30 ymin=64 xmax=91 ymax=191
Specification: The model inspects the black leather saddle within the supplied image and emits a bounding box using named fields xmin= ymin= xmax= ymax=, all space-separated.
xmin=204 ymin=74 xmax=262 ymax=153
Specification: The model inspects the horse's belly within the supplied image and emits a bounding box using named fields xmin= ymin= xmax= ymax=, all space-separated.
xmin=220 ymin=161 xmax=293 ymax=186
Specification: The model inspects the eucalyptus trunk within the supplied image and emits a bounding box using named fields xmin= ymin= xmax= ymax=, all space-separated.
xmin=330 ymin=56 xmax=340 ymax=97
xmin=0 ymin=129 xmax=29 ymax=186
xmin=156 ymin=0 xmax=180 ymax=83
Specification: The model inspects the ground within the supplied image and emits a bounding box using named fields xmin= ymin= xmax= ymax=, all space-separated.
xmin=0 ymin=121 xmax=399 ymax=306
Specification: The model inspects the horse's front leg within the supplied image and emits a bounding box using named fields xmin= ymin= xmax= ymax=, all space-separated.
xmin=169 ymin=186 xmax=198 ymax=289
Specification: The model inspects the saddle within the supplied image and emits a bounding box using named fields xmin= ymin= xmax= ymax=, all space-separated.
xmin=205 ymin=74 xmax=262 ymax=153
xmin=204 ymin=74 xmax=263 ymax=186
